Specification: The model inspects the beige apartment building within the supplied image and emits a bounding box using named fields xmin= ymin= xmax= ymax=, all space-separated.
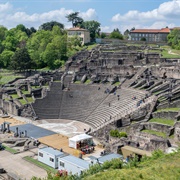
xmin=67 ymin=27 xmax=90 ymax=45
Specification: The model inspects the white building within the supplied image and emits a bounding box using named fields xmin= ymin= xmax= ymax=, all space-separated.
xmin=67 ymin=27 xmax=90 ymax=45
xmin=58 ymin=155 xmax=90 ymax=175
xmin=38 ymin=147 xmax=65 ymax=169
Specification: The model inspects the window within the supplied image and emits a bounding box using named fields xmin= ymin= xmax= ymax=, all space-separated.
xmin=50 ymin=157 xmax=54 ymax=162
xmin=60 ymin=161 xmax=65 ymax=167
xmin=39 ymin=152 xmax=43 ymax=157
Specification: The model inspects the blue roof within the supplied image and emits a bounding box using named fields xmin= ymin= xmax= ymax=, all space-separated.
xmin=10 ymin=123 xmax=56 ymax=139
xmin=59 ymin=155 xmax=90 ymax=169
xmin=39 ymin=147 xmax=64 ymax=156
xmin=98 ymin=153 xmax=123 ymax=163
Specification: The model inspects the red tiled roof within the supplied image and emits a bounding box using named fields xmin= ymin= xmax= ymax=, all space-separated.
xmin=131 ymin=28 xmax=170 ymax=33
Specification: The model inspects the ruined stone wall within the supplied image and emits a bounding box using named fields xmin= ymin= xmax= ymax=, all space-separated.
xmin=143 ymin=122 xmax=173 ymax=136
xmin=152 ymin=111 xmax=178 ymax=120
xmin=2 ymin=101 xmax=19 ymax=115
xmin=151 ymin=66 xmax=180 ymax=79
xmin=157 ymin=99 xmax=180 ymax=109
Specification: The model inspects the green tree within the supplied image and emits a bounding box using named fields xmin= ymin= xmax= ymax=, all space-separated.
xmin=100 ymin=32 xmax=107 ymax=39
xmin=25 ymin=27 xmax=37 ymax=37
xmin=39 ymin=21 xmax=64 ymax=31
xmin=16 ymin=24 xmax=27 ymax=32
xmin=81 ymin=20 xmax=101 ymax=41
xmin=123 ymin=29 xmax=130 ymax=40
xmin=0 ymin=26 xmax=8 ymax=53
xmin=0 ymin=50 xmax=14 ymax=68
xmin=27 ymin=30 xmax=53 ymax=68
xmin=109 ymin=31 xmax=123 ymax=40
xmin=66 ymin=12 xmax=83 ymax=27
xmin=10 ymin=47 xmax=33 ymax=71
xmin=167 ymin=28 xmax=180 ymax=49
xmin=2 ymin=27 xmax=28 ymax=51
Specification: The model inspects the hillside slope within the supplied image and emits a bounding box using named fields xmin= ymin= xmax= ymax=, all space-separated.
xmin=84 ymin=150 xmax=180 ymax=180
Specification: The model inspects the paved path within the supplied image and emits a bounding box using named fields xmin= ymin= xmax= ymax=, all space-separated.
xmin=0 ymin=150 xmax=47 ymax=180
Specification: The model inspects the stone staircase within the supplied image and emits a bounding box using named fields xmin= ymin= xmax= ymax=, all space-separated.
xmin=122 ymin=67 xmax=147 ymax=88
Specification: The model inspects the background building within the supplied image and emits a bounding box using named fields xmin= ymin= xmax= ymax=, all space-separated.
xmin=129 ymin=28 xmax=170 ymax=42
xmin=67 ymin=27 xmax=90 ymax=45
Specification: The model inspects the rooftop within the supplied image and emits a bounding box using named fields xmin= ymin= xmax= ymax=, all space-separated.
xmin=59 ymin=155 xmax=90 ymax=169
xmin=131 ymin=28 xmax=170 ymax=33
xmin=39 ymin=147 xmax=64 ymax=156
xmin=67 ymin=27 xmax=89 ymax=31
xmin=98 ymin=153 xmax=123 ymax=163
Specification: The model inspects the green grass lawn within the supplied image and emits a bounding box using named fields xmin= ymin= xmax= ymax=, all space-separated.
xmin=85 ymin=79 xmax=91 ymax=84
xmin=2 ymin=144 xmax=18 ymax=154
xmin=10 ymin=94 xmax=19 ymax=99
xmin=113 ymin=82 xmax=121 ymax=86
xmin=31 ymin=86 xmax=40 ymax=89
xmin=86 ymin=43 xmax=98 ymax=50
xmin=83 ymin=149 xmax=180 ymax=180
xmin=23 ymin=156 xmax=57 ymax=174
xmin=22 ymin=90 xmax=30 ymax=95
xmin=160 ymin=46 xmax=180 ymax=58
xmin=158 ymin=96 xmax=166 ymax=102
xmin=74 ymin=80 xmax=81 ymax=84
xmin=19 ymin=99 xmax=27 ymax=105
xmin=141 ymin=129 xmax=167 ymax=138
xmin=26 ymin=97 xmax=34 ymax=103
xmin=156 ymin=107 xmax=180 ymax=112
xmin=149 ymin=118 xmax=175 ymax=126
xmin=0 ymin=75 xmax=23 ymax=85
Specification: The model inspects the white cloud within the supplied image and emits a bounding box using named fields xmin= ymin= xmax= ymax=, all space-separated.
xmin=112 ymin=0 xmax=180 ymax=23
xmin=110 ymin=0 xmax=180 ymax=33
xmin=0 ymin=3 xmax=97 ymax=29
xmin=80 ymin=8 xmax=98 ymax=21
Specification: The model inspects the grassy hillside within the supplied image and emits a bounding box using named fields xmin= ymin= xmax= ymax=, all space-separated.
xmin=83 ymin=150 xmax=180 ymax=180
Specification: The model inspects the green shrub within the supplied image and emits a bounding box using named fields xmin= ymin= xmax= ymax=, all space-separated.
xmin=118 ymin=132 xmax=127 ymax=138
xmin=110 ymin=130 xmax=127 ymax=138
xmin=110 ymin=129 xmax=119 ymax=137
xmin=152 ymin=150 xmax=165 ymax=159
xmin=111 ymin=159 xmax=123 ymax=169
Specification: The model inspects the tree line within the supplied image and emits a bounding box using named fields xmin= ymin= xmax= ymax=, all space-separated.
xmin=0 ymin=12 xmax=128 ymax=71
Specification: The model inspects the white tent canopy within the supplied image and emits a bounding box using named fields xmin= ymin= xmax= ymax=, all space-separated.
xmin=69 ymin=134 xmax=93 ymax=149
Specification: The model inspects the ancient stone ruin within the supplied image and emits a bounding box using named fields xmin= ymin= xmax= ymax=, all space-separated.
xmin=0 ymin=43 xmax=180 ymax=153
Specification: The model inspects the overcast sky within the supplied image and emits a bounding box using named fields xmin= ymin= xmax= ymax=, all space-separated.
xmin=0 ymin=0 xmax=180 ymax=33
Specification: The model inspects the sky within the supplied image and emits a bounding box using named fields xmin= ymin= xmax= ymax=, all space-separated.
xmin=0 ymin=0 xmax=180 ymax=33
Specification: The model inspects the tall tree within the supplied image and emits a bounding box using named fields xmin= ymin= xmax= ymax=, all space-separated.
xmin=81 ymin=20 xmax=101 ymax=41
xmin=66 ymin=12 xmax=83 ymax=27
xmin=0 ymin=50 xmax=14 ymax=68
xmin=39 ymin=21 xmax=64 ymax=31
xmin=123 ymin=29 xmax=130 ymax=40
xmin=109 ymin=30 xmax=123 ymax=40
xmin=10 ymin=47 xmax=33 ymax=71
xmin=0 ymin=26 xmax=7 ymax=53
xmin=167 ymin=28 xmax=180 ymax=49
